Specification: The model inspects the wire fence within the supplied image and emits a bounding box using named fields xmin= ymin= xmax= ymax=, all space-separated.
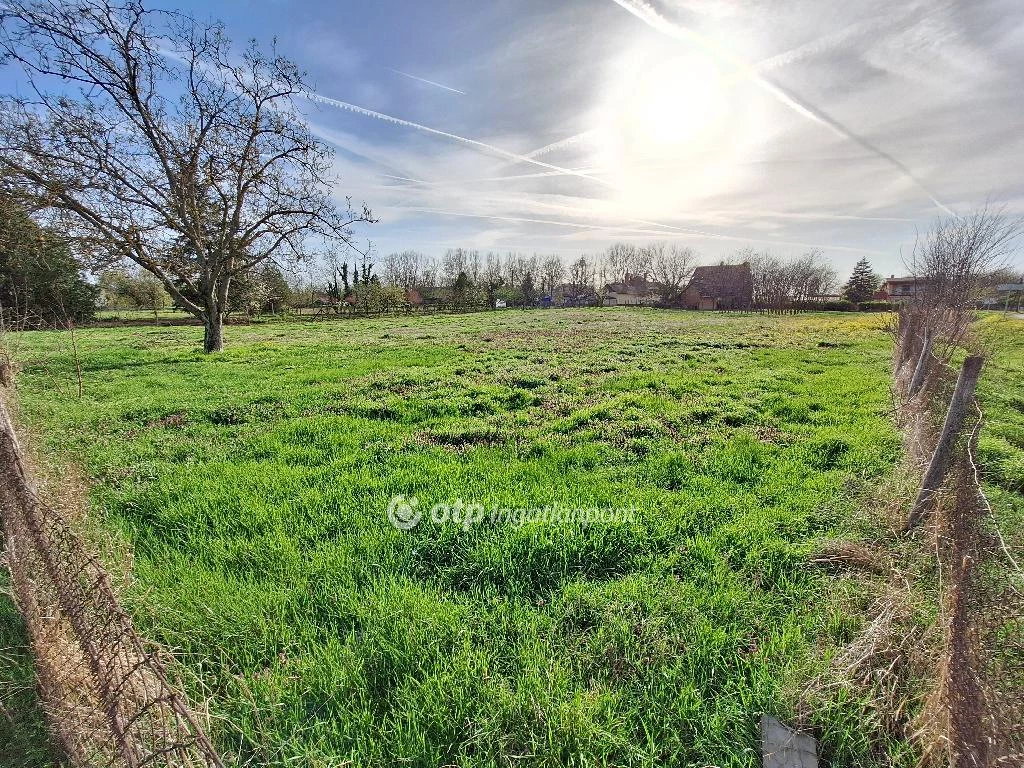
xmin=0 ymin=399 xmax=223 ymax=767
xmin=894 ymin=306 xmax=1023 ymax=767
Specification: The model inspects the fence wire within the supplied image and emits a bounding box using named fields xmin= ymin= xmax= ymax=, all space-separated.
xmin=0 ymin=400 xmax=223 ymax=768
xmin=895 ymin=306 xmax=1023 ymax=767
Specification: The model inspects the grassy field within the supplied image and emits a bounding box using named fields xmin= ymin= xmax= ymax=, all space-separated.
xmin=975 ymin=314 xmax=1024 ymax=542
xmin=0 ymin=571 xmax=59 ymax=768
xmin=6 ymin=309 xmax=915 ymax=767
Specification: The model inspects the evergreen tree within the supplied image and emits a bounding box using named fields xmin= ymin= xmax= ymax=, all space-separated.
xmin=841 ymin=257 xmax=879 ymax=303
xmin=453 ymin=271 xmax=471 ymax=307
xmin=0 ymin=196 xmax=97 ymax=325
xmin=522 ymin=271 xmax=537 ymax=306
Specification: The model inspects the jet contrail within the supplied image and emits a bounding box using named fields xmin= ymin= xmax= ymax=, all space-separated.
xmin=385 ymin=67 xmax=467 ymax=95
xmin=609 ymin=0 xmax=955 ymax=216
xmin=522 ymin=130 xmax=598 ymax=160
xmin=300 ymin=91 xmax=612 ymax=187
xmin=399 ymin=206 xmax=889 ymax=255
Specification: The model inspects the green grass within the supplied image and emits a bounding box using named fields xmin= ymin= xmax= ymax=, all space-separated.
xmin=7 ymin=309 xmax=911 ymax=767
xmin=975 ymin=314 xmax=1024 ymax=535
xmin=0 ymin=570 xmax=59 ymax=768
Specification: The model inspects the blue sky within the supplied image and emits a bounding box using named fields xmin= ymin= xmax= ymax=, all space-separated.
xmin=11 ymin=0 xmax=1024 ymax=276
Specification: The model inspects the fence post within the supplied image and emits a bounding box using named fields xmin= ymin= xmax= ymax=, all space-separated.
xmin=905 ymin=355 xmax=984 ymax=531
xmin=907 ymin=326 xmax=933 ymax=398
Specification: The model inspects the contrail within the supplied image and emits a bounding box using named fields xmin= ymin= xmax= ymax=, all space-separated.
xmin=385 ymin=67 xmax=467 ymax=95
xmin=522 ymin=130 xmax=598 ymax=160
xmin=300 ymin=91 xmax=611 ymax=186
xmin=610 ymin=0 xmax=955 ymax=216
xmin=397 ymin=207 xmax=704 ymax=240
xmin=754 ymin=17 xmax=887 ymax=74
xmin=399 ymin=206 xmax=888 ymax=255
xmin=379 ymin=168 xmax=607 ymax=187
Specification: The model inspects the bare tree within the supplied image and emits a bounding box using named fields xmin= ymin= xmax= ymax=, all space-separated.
xmin=604 ymin=242 xmax=651 ymax=282
xmin=380 ymin=250 xmax=422 ymax=289
xmin=732 ymin=248 xmax=837 ymax=309
xmin=566 ymin=255 xmax=596 ymax=305
xmin=905 ymin=205 xmax=1023 ymax=355
xmin=909 ymin=205 xmax=1023 ymax=313
xmin=653 ymin=243 xmax=696 ymax=303
xmin=788 ymin=249 xmax=838 ymax=302
xmin=441 ymin=248 xmax=468 ymax=287
xmin=0 ymin=0 xmax=373 ymax=352
xmin=540 ymin=255 xmax=564 ymax=294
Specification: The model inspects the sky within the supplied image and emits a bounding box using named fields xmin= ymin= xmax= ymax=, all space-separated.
xmin=14 ymin=0 xmax=1024 ymax=277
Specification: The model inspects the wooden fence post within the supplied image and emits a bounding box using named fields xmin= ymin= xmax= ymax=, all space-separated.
xmin=907 ymin=326 xmax=933 ymax=398
xmin=905 ymin=355 xmax=984 ymax=531
xmin=897 ymin=310 xmax=921 ymax=369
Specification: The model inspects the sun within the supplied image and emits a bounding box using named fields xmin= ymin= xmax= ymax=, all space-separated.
xmin=595 ymin=49 xmax=762 ymax=217
xmin=634 ymin=54 xmax=730 ymax=150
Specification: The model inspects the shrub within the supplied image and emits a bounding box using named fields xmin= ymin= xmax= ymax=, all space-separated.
xmin=857 ymin=300 xmax=896 ymax=312
xmin=792 ymin=300 xmax=857 ymax=312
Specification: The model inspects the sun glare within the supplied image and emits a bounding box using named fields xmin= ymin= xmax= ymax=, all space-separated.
xmin=637 ymin=56 xmax=730 ymax=149
xmin=596 ymin=49 xmax=762 ymax=217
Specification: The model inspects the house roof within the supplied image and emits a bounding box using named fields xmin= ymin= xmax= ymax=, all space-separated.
xmin=604 ymin=277 xmax=659 ymax=295
xmin=685 ymin=263 xmax=753 ymax=301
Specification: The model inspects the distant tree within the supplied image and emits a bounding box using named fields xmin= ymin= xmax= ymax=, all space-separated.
xmin=381 ymin=250 xmax=426 ymax=289
xmin=503 ymin=252 xmax=526 ymax=290
xmin=482 ymin=252 xmax=504 ymax=308
xmin=566 ymin=255 xmax=596 ymax=305
xmin=340 ymin=262 xmax=351 ymax=293
xmin=653 ymin=243 xmax=696 ymax=303
xmin=453 ymin=270 xmax=472 ymax=308
xmin=605 ymin=243 xmax=650 ymax=282
xmin=734 ymin=249 xmax=787 ymax=309
xmin=442 ymin=248 xmax=469 ymax=287
xmin=0 ymin=0 xmax=373 ymax=351
xmin=521 ymin=271 xmax=537 ymax=306
xmin=227 ymin=268 xmax=267 ymax=316
xmin=789 ymin=249 xmax=838 ymax=302
xmin=841 ymin=257 xmax=879 ymax=303
xmin=359 ymin=257 xmax=375 ymax=284
xmin=540 ymin=255 xmax=564 ymax=294
xmin=258 ymin=263 xmax=293 ymax=312
xmin=99 ymin=269 xmax=171 ymax=316
xmin=908 ymin=206 xmax=1023 ymax=310
xmin=0 ymin=195 xmax=97 ymax=325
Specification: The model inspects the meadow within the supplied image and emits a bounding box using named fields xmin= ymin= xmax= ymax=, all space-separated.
xmin=5 ymin=309 xmax=918 ymax=767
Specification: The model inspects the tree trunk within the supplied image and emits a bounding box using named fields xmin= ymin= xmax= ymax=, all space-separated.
xmin=202 ymin=311 xmax=224 ymax=353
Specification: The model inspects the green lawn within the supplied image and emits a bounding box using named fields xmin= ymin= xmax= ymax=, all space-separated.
xmin=7 ymin=309 xmax=912 ymax=767
xmin=975 ymin=314 xmax=1024 ymax=541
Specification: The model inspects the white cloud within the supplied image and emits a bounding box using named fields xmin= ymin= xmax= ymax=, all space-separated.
xmin=285 ymin=0 xmax=1024 ymax=272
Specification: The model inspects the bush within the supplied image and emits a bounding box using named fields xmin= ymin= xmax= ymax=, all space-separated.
xmin=792 ymin=300 xmax=857 ymax=312
xmin=0 ymin=197 xmax=98 ymax=326
xmin=857 ymin=300 xmax=896 ymax=312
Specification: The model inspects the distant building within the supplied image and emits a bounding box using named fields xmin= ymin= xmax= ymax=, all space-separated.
xmin=879 ymin=275 xmax=927 ymax=302
xmin=552 ymin=282 xmax=596 ymax=307
xmin=603 ymin=277 xmax=661 ymax=306
xmin=681 ymin=263 xmax=753 ymax=310
xmin=995 ymin=282 xmax=1024 ymax=312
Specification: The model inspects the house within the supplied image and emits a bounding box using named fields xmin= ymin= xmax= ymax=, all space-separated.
xmin=995 ymin=282 xmax=1024 ymax=312
xmin=552 ymin=282 xmax=596 ymax=307
xmin=603 ymin=277 xmax=661 ymax=306
xmin=681 ymin=263 xmax=753 ymax=310
xmin=405 ymin=288 xmax=424 ymax=307
xmin=879 ymin=275 xmax=926 ymax=302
